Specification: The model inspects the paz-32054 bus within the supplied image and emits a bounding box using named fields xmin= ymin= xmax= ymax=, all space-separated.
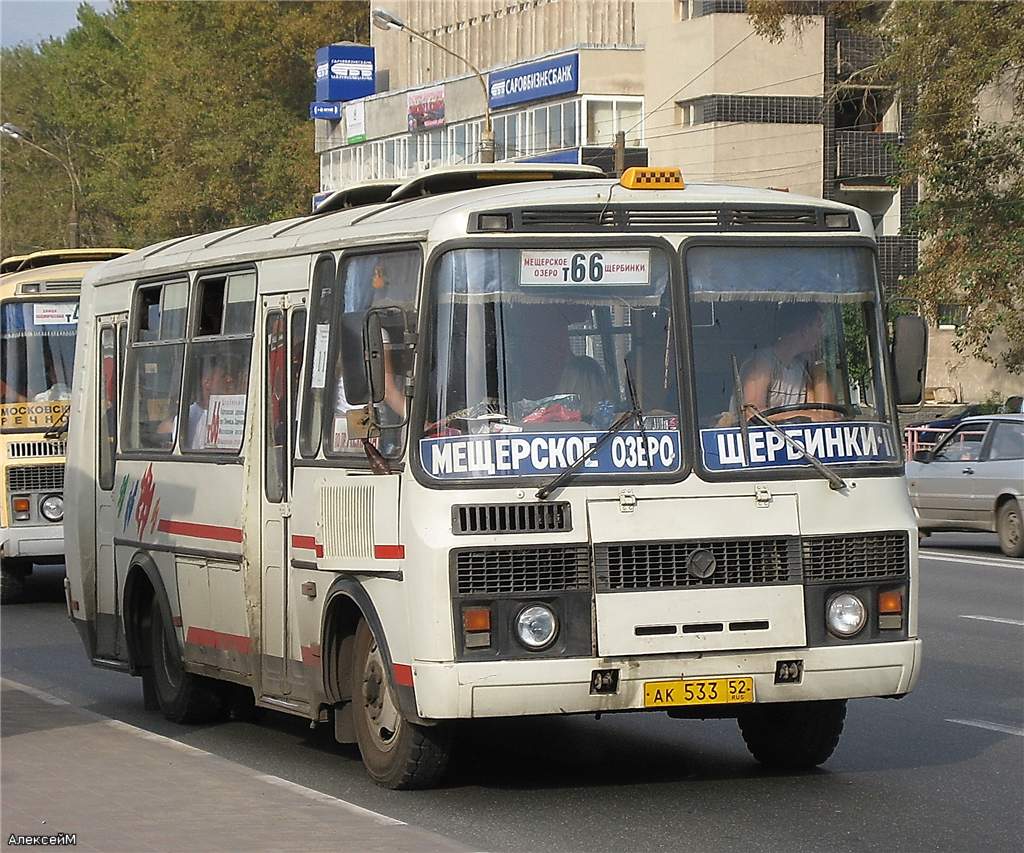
xmin=65 ymin=165 xmax=928 ymax=788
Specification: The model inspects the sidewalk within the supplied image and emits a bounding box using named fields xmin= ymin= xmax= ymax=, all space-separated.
xmin=1 ymin=680 xmax=472 ymax=852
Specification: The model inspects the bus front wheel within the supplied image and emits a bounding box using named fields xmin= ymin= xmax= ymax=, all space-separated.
xmin=149 ymin=601 xmax=226 ymax=724
xmin=351 ymin=618 xmax=452 ymax=789
xmin=737 ymin=699 xmax=846 ymax=769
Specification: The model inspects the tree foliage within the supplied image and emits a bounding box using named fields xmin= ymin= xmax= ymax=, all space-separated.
xmin=748 ymin=1 xmax=1024 ymax=372
xmin=1 ymin=1 xmax=368 ymax=254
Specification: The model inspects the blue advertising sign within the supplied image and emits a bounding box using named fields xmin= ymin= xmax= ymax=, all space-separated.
xmin=315 ymin=44 xmax=375 ymax=103
xmin=309 ymin=101 xmax=343 ymax=120
xmin=420 ymin=430 xmax=681 ymax=480
xmin=488 ymin=53 xmax=578 ymax=109
xmin=700 ymin=422 xmax=899 ymax=472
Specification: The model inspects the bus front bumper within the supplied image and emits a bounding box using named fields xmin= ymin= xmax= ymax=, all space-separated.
xmin=410 ymin=639 xmax=921 ymax=720
xmin=1 ymin=524 xmax=64 ymax=561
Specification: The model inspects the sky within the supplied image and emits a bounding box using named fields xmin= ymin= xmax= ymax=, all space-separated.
xmin=0 ymin=0 xmax=111 ymax=49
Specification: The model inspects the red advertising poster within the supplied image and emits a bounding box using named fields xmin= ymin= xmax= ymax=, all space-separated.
xmin=407 ymin=84 xmax=445 ymax=132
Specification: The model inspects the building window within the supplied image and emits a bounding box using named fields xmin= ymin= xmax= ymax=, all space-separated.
xmin=584 ymin=97 xmax=644 ymax=147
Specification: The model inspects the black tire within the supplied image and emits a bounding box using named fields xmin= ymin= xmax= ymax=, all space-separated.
xmin=149 ymin=601 xmax=226 ymax=724
xmin=351 ymin=618 xmax=452 ymax=789
xmin=1 ymin=558 xmax=29 ymax=604
xmin=996 ymin=500 xmax=1024 ymax=558
xmin=738 ymin=699 xmax=847 ymax=770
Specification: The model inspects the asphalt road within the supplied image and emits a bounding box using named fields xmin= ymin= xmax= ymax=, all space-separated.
xmin=3 ymin=533 xmax=1022 ymax=853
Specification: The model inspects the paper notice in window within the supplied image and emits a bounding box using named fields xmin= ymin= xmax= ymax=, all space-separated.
xmin=311 ymin=324 xmax=331 ymax=389
xmin=33 ymin=303 xmax=79 ymax=325
xmin=205 ymin=394 xmax=246 ymax=450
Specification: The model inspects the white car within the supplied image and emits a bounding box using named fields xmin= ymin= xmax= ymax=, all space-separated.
xmin=906 ymin=414 xmax=1024 ymax=557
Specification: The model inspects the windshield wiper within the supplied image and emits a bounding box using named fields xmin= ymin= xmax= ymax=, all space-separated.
xmin=730 ymin=354 xmax=847 ymax=491
xmin=43 ymin=406 xmax=70 ymax=440
xmin=535 ymin=361 xmax=648 ymax=501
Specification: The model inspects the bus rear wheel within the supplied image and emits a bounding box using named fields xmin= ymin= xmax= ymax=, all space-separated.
xmin=351 ymin=618 xmax=451 ymax=789
xmin=149 ymin=601 xmax=226 ymax=724
xmin=1 ymin=558 xmax=30 ymax=604
xmin=737 ymin=699 xmax=846 ymax=770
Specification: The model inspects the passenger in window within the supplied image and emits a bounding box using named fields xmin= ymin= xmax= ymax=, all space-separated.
xmin=560 ymin=354 xmax=611 ymax=425
xmin=187 ymin=356 xmax=241 ymax=449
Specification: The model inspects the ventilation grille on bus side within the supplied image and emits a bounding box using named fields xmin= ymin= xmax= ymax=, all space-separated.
xmin=595 ymin=537 xmax=801 ymax=591
xmin=453 ymin=545 xmax=591 ymax=595
xmin=802 ymin=532 xmax=909 ymax=583
xmin=6 ymin=464 xmax=65 ymax=493
xmin=319 ymin=484 xmax=373 ymax=559
xmin=452 ymin=502 xmax=571 ymax=535
xmin=7 ymin=440 xmax=67 ymax=459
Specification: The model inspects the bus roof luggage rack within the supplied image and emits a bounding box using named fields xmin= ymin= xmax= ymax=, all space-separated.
xmin=387 ymin=164 xmax=604 ymax=202
xmin=313 ymin=181 xmax=404 ymax=215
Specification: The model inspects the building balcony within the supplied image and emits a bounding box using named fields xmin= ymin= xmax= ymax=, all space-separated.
xmin=836 ymin=28 xmax=885 ymax=80
xmin=836 ymin=131 xmax=901 ymax=181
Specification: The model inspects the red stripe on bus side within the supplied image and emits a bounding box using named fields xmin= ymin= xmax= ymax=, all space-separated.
xmin=393 ymin=664 xmax=414 ymax=687
xmin=291 ymin=535 xmax=324 ymax=558
xmin=375 ymin=545 xmax=405 ymax=560
xmin=185 ymin=626 xmax=252 ymax=655
xmin=157 ymin=519 xmax=243 ymax=543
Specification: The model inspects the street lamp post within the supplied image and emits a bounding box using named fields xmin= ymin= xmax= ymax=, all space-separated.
xmin=0 ymin=122 xmax=81 ymax=248
xmin=372 ymin=8 xmax=496 ymax=164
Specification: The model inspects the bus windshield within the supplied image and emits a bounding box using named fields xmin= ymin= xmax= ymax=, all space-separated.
xmin=686 ymin=244 xmax=899 ymax=473
xmin=422 ymin=246 xmax=683 ymax=481
xmin=1 ymin=300 xmax=78 ymax=427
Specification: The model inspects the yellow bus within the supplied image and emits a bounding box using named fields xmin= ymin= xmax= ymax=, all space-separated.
xmin=1 ymin=248 xmax=131 ymax=602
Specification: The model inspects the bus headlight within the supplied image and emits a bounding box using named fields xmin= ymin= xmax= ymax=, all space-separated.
xmin=826 ymin=593 xmax=866 ymax=637
xmin=40 ymin=494 xmax=64 ymax=523
xmin=514 ymin=604 xmax=558 ymax=650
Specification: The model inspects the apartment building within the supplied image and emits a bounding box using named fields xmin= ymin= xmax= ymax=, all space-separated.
xmin=312 ymin=1 xmax=1020 ymax=400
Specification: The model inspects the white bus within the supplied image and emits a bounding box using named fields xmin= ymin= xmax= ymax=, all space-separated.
xmin=65 ymin=165 xmax=928 ymax=788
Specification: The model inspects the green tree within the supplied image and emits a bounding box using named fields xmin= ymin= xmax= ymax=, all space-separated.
xmin=748 ymin=0 xmax=1024 ymax=372
xmin=1 ymin=1 xmax=368 ymax=255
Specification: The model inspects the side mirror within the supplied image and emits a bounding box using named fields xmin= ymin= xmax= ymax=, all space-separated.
xmin=912 ymin=449 xmax=932 ymax=463
xmin=891 ymin=314 xmax=928 ymax=407
xmin=364 ymin=311 xmax=386 ymax=405
xmin=339 ymin=312 xmax=370 ymax=406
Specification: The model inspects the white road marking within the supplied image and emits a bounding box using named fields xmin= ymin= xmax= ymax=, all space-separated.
xmin=959 ymin=614 xmax=1024 ymax=627
xmin=255 ymin=774 xmax=406 ymax=826
xmin=920 ymin=551 xmax=1024 ymax=569
xmin=946 ymin=718 xmax=1024 ymax=737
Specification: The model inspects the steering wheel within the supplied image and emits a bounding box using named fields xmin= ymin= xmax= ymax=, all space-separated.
xmin=751 ymin=402 xmax=853 ymax=422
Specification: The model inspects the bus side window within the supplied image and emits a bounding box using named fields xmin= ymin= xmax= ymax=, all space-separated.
xmin=289 ymin=308 xmax=307 ymax=464
xmin=121 ymin=280 xmax=188 ymax=451
xmin=181 ymin=271 xmax=256 ymax=454
xmin=98 ymin=325 xmax=118 ymax=490
xmin=265 ymin=311 xmax=286 ymax=503
xmin=299 ymin=255 xmax=337 ymax=458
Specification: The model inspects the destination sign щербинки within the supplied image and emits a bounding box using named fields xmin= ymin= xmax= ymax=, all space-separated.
xmin=701 ymin=421 xmax=898 ymax=471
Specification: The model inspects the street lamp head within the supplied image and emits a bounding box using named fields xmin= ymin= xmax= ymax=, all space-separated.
xmin=1 ymin=122 xmax=29 ymax=141
xmin=372 ymin=9 xmax=406 ymax=31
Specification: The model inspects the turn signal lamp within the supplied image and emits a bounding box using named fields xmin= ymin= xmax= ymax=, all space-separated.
xmin=878 ymin=590 xmax=904 ymax=630
xmin=462 ymin=606 xmax=492 ymax=649
xmin=620 ymin=167 xmax=685 ymax=190
xmin=12 ymin=497 xmax=30 ymax=521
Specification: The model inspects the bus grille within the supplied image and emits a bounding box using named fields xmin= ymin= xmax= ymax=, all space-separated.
xmin=453 ymin=546 xmax=591 ymax=595
xmin=802 ymin=532 xmax=909 ymax=583
xmin=6 ymin=464 xmax=64 ymax=493
xmin=7 ymin=440 xmax=67 ymax=459
xmin=452 ymin=502 xmax=571 ymax=535
xmin=595 ymin=537 xmax=800 ymax=591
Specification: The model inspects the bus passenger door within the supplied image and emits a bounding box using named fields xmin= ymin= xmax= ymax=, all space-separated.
xmin=94 ymin=317 xmax=127 ymax=660
xmin=259 ymin=298 xmax=305 ymax=697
